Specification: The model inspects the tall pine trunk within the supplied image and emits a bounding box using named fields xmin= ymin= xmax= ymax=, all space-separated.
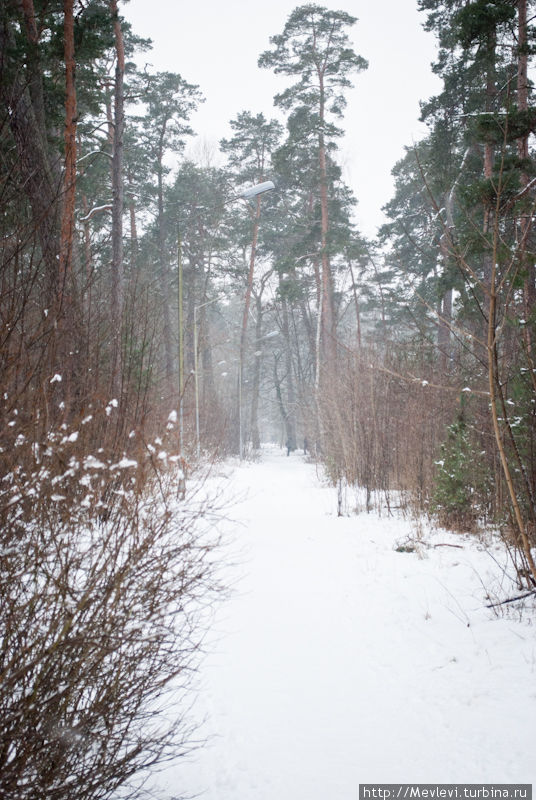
xmin=239 ymin=195 xmax=261 ymax=451
xmin=59 ymin=0 xmax=76 ymax=310
xmin=156 ymin=131 xmax=174 ymax=396
xmin=55 ymin=0 xmax=77 ymax=409
xmin=438 ymin=230 xmax=452 ymax=371
xmin=110 ymin=0 xmax=125 ymax=397
xmin=516 ymin=0 xmax=536 ymax=391
xmin=317 ymin=84 xmax=336 ymax=379
xmin=250 ymin=294 xmax=263 ymax=450
xmin=240 ymin=196 xmax=261 ymax=362
xmin=280 ymin=281 xmax=297 ymax=451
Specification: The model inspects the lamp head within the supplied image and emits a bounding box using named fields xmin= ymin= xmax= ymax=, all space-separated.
xmin=240 ymin=180 xmax=275 ymax=199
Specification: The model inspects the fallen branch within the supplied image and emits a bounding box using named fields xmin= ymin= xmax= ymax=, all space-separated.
xmin=433 ymin=543 xmax=464 ymax=549
xmin=486 ymin=590 xmax=536 ymax=608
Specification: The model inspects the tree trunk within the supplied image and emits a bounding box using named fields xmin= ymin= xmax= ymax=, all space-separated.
xmin=317 ymin=73 xmax=336 ymax=381
xmin=238 ymin=196 xmax=261 ymax=452
xmin=517 ymin=0 xmax=529 ymax=164
xmin=80 ymin=194 xmax=93 ymax=397
xmin=516 ymin=0 xmax=536 ymax=390
xmin=250 ymin=294 xmax=263 ymax=451
xmin=110 ymin=0 xmax=125 ymax=397
xmin=200 ymin=303 xmax=215 ymax=410
xmin=239 ymin=195 xmax=261 ymax=365
xmin=58 ymin=0 xmax=77 ymax=310
xmin=348 ymin=259 xmax=362 ymax=348
xmin=438 ymin=231 xmax=452 ymax=370
xmin=273 ymin=355 xmax=291 ymax=448
xmin=488 ymin=240 xmax=536 ymax=584
xmin=156 ymin=128 xmax=174 ymax=396
xmin=318 ymin=132 xmax=336 ymax=371
xmin=280 ymin=287 xmax=297 ymax=451
xmin=483 ymin=28 xmax=497 ymax=233
xmin=52 ymin=0 xmax=78 ymax=410
xmin=129 ymin=194 xmax=138 ymax=272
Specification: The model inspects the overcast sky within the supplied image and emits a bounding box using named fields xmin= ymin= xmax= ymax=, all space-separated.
xmin=124 ymin=0 xmax=442 ymax=238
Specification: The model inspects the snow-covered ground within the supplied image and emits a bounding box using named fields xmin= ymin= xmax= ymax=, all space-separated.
xmin=152 ymin=446 xmax=535 ymax=799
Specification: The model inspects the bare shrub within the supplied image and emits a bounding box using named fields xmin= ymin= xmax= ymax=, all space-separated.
xmin=318 ymin=344 xmax=452 ymax=513
xmin=0 ymin=400 xmax=221 ymax=800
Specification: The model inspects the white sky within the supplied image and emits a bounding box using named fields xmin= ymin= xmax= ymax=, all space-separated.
xmin=124 ymin=0 xmax=442 ymax=238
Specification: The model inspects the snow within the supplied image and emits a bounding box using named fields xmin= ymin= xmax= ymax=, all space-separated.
xmin=105 ymin=399 xmax=118 ymax=416
xmin=152 ymin=446 xmax=535 ymax=799
xmin=111 ymin=457 xmax=138 ymax=470
xmin=83 ymin=455 xmax=106 ymax=470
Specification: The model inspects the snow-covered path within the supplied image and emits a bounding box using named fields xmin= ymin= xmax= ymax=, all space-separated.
xmin=156 ymin=447 xmax=534 ymax=799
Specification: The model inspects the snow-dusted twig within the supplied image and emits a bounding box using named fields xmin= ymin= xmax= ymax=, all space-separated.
xmin=368 ymin=361 xmax=490 ymax=398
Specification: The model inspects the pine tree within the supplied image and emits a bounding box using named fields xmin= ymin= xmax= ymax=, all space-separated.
xmin=259 ymin=4 xmax=367 ymax=377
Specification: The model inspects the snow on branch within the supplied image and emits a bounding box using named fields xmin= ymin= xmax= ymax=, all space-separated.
xmin=511 ymin=176 xmax=536 ymax=203
xmin=77 ymin=149 xmax=113 ymax=164
xmin=79 ymin=203 xmax=113 ymax=222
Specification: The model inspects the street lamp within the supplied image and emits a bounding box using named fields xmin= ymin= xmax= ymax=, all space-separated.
xmin=240 ymin=180 xmax=275 ymax=199
xmin=177 ymin=180 xmax=275 ymax=459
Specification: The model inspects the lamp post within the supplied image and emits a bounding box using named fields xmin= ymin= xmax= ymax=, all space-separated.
xmin=176 ymin=180 xmax=275 ymax=459
xmin=177 ymin=229 xmax=184 ymax=449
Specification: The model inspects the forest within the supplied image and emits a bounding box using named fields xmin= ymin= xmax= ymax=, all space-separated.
xmin=0 ymin=0 xmax=535 ymax=797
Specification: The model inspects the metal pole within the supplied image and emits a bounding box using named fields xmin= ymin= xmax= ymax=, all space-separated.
xmin=194 ymin=305 xmax=200 ymax=459
xmin=178 ymin=230 xmax=184 ymax=451
xmin=238 ymin=358 xmax=243 ymax=460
